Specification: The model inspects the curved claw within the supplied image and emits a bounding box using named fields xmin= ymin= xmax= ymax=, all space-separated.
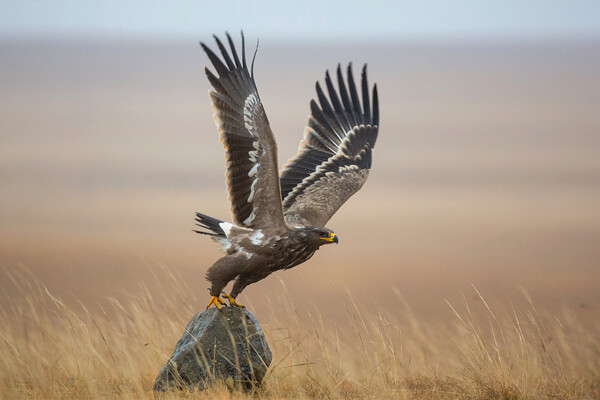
xmin=221 ymin=293 xmax=245 ymax=308
xmin=207 ymin=295 xmax=225 ymax=309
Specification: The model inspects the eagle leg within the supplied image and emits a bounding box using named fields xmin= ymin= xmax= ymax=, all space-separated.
xmin=221 ymin=292 xmax=245 ymax=308
xmin=207 ymin=295 xmax=226 ymax=309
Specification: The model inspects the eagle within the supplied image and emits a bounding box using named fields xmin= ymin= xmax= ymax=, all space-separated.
xmin=195 ymin=33 xmax=379 ymax=309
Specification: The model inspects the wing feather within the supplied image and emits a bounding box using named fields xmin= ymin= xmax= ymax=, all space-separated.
xmin=202 ymin=32 xmax=285 ymax=232
xmin=347 ymin=65 xmax=364 ymax=125
xmin=325 ymin=70 xmax=352 ymax=131
xmin=280 ymin=64 xmax=379 ymax=227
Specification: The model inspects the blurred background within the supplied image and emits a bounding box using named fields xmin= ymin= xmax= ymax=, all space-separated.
xmin=1 ymin=1 xmax=599 ymax=324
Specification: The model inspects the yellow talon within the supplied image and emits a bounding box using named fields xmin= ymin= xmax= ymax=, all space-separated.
xmin=221 ymin=293 xmax=245 ymax=308
xmin=207 ymin=295 xmax=225 ymax=309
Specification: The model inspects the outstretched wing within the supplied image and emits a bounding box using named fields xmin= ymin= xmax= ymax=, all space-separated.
xmin=280 ymin=64 xmax=379 ymax=227
xmin=201 ymin=33 xmax=285 ymax=232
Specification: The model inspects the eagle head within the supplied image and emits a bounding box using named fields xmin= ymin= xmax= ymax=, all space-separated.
xmin=304 ymin=227 xmax=338 ymax=247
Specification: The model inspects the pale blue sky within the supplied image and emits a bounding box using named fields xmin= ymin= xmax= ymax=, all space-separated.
xmin=1 ymin=0 xmax=599 ymax=42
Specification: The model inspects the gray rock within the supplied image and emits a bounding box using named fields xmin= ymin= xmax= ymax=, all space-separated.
xmin=153 ymin=307 xmax=272 ymax=391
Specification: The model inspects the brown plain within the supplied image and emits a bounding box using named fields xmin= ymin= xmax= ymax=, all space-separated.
xmin=1 ymin=40 xmax=599 ymax=398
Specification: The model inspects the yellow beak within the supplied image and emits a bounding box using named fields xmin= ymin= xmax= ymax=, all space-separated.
xmin=321 ymin=232 xmax=339 ymax=243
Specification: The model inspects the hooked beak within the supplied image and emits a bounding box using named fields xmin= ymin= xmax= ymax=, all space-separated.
xmin=322 ymin=232 xmax=339 ymax=244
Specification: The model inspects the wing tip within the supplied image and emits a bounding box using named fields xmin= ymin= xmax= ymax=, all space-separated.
xmin=372 ymin=83 xmax=379 ymax=127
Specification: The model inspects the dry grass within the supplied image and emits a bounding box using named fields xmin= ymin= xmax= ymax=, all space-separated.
xmin=0 ymin=264 xmax=598 ymax=400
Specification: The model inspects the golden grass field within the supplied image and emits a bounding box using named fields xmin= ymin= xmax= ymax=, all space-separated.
xmin=1 ymin=264 xmax=599 ymax=399
xmin=1 ymin=40 xmax=599 ymax=398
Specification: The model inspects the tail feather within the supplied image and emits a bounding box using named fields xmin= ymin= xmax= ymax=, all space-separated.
xmin=194 ymin=212 xmax=226 ymax=237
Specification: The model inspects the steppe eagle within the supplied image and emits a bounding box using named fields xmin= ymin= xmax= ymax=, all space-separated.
xmin=195 ymin=33 xmax=379 ymax=308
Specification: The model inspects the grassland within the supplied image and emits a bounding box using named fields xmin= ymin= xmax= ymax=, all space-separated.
xmin=2 ymin=39 xmax=600 ymax=399
xmin=1 ymin=264 xmax=598 ymax=399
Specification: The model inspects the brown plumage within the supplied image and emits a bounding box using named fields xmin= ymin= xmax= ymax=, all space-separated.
xmin=196 ymin=32 xmax=379 ymax=308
